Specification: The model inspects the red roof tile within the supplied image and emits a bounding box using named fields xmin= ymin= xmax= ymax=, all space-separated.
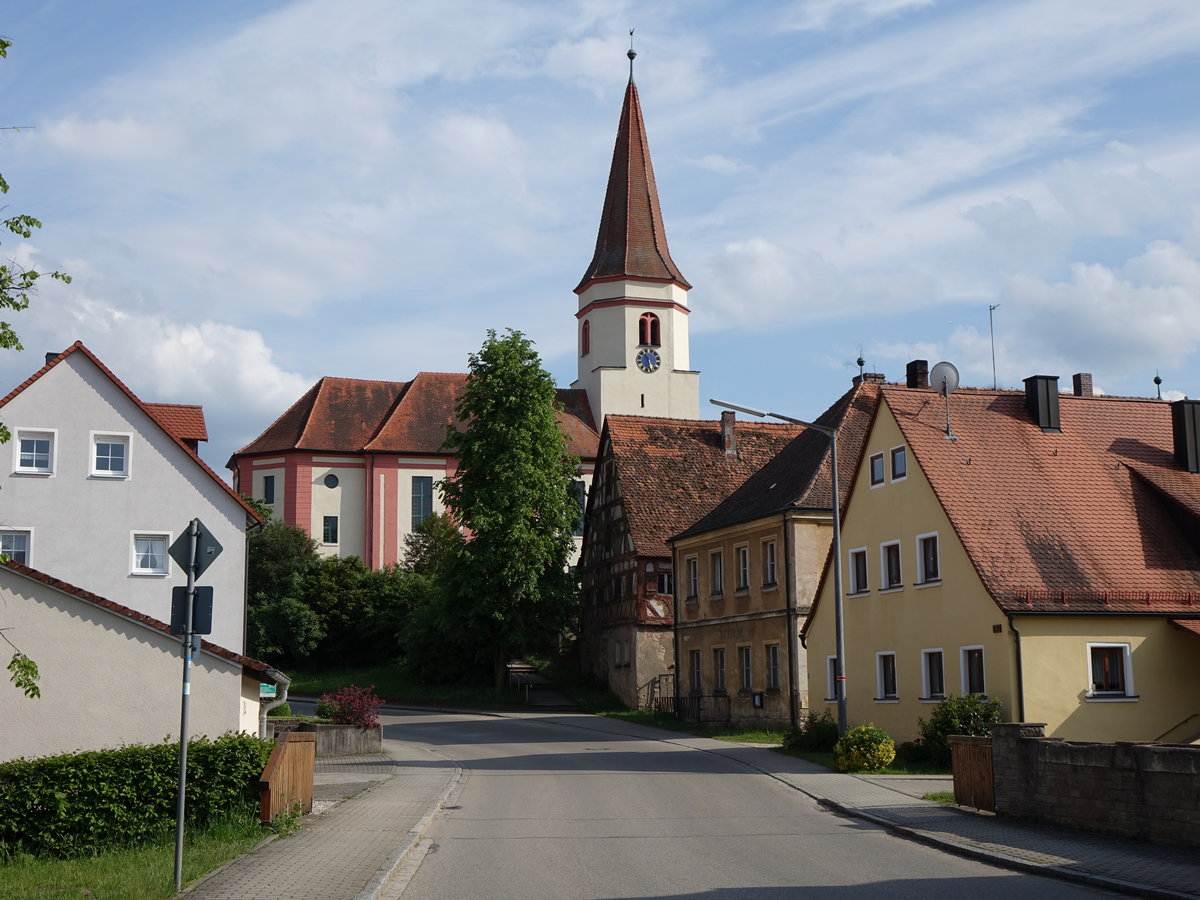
xmin=1172 ymin=618 xmax=1200 ymax=636
xmin=2 ymin=559 xmax=277 ymax=677
xmin=885 ymin=386 xmax=1200 ymax=614
xmin=606 ymin=416 xmax=804 ymax=557
xmin=575 ymin=80 xmax=689 ymax=292
xmin=145 ymin=403 xmax=208 ymax=443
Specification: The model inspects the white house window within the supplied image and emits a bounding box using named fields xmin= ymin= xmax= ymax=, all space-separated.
xmin=922 ymin=649 xmax=945 ymax=700
xmin=710 ymin=552 xmax=724 ymax=596
xmin=739 ymin=646 xmax=752 ymax=691
xmin=657 ymin=570 xmax=673 ymax=595
xmin=735 ymin=546 xmax=750 ymax=590
xmin=132 ymin=533 xmax=169 ymax=575
xmin=713 ymin=648 xmax=727 ymax=693
xmin=826 ymin=655 xmax=839 ymax=702
xmin=15 ymin=430 xmax=55 ymax=475
xmin=686 ymin=557 xmax=699 ymax=600
xmin=849 ymin=548 xmax=869 ymax=593
xmin=890 ymin=446 xmax=907 ymax=481
xmin=762 ymin=540 xmax=777 ymax=586
xmin=916 ymin=532 xmax=940 ymax=584
xmin=91 ymin=433 xmax=130 ymax=477
xmin=869 ymin=452 xmax=885 ymax=486
xmin=961 ymin=646 xmax=986 ymax=695
xmin=0 ymin=530 xmax=31 ymax=564
xmin=766 ymin=644 xmax=781 ymax=691
xmin=1087 ymin=643 xmax=1135 ymax=699
xmin=876 ymin=652 xmax=898 ymax=700
xmin=881 ymin=541 xmax=902 ymax=589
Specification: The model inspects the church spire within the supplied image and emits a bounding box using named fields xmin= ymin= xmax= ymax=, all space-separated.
xmin=575 ymin=62 xmax=690 ymax=293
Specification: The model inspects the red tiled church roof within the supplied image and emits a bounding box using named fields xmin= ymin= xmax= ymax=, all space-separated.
xmin=886 ymin=386 xmax=1200 ymax=615
xmin=575 ymin=79 xmax=689 ymax=293
xmin=605 ymin=416 xmax=804 ymax=557
xmin=235 ymin=374 xmax=599 ymax=461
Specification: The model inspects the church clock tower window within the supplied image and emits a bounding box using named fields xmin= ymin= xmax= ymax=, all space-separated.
xmin=638 ymin=313 xmax=661 ymax=346
xmin=581 ymin=320 xmax=590 ymax=356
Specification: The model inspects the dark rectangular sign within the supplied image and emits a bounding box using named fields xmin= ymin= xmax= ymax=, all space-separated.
xmin=169 ymin=586 xmax=214 ymax=635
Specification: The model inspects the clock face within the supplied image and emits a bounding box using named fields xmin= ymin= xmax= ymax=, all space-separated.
xmin=636 ymin=348 xmax=661 ymax=373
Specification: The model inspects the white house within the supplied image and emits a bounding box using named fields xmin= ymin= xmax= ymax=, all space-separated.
xmin=0 ymin=342 xmax=261 ymax=654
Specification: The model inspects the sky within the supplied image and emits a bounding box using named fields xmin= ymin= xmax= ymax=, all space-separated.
xmin=5 ymin=0 xmax=1200 ymax=474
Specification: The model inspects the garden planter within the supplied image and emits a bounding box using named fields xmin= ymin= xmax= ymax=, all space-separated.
xmin=297 ymin=722 xmax=382 ymax=756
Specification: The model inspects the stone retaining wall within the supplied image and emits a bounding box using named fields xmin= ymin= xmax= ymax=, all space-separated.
xmin=265 ymin=718 xmax=382 ymax=756
xmin=992 ymin=723 xmax=1200 ymax=848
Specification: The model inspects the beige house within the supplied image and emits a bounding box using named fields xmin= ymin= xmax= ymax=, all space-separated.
xmin=669 ymin=378 xmax=881 ymax=728
xmin=803 ymin=371 xmax=1200 ymax=744
xmin=1 ymin=561 xmax=282 ymax=762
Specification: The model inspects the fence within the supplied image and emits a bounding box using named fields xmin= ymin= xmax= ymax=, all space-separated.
xmin=654 ymin=693 xmax=731 ymax=724
xmin=258 ymin=731 xmax=316 ymax=822
xmin=949 ymin=735 xmax=994 ymax=811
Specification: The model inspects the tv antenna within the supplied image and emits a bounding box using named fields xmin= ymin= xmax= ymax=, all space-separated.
xmin=930 ymin=361 xmax=960 ymax=440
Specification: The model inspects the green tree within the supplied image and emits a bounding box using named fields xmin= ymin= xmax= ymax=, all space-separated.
xmin=440 ymin=329 xmax=580 ymax=689
xmin=401 ymin=511 xmax=462 ymax=575
xmin=246 ymin=520 xmax=321 ymax=662
xmin=1 ymin=37 xmax=69 ymax=696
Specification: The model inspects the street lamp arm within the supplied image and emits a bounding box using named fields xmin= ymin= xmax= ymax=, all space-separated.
xmin=710 ymin=399 xmax=834 ymax=437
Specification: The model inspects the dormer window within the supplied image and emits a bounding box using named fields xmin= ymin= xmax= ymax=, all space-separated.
xmin=638 ymin=313 xmax=661 ymax=347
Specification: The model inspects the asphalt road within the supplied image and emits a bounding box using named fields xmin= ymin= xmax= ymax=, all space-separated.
xmin=375 ymin=709 xmax=1115 ymax=900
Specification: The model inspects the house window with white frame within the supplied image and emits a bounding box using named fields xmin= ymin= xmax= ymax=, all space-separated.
xmin=735 ymin=546 xmax=749 ymax=590
xmin=869 ymin=452 xmax=885 ymax=486
xmin=881 ymin=541 xmax=902 ymax=589
xmin=766 ymin=644 xmax=781 ymax=691
xmin=713 ymin=648 xmax=726 ymax=693
xmin=916 ymin=533 xmax=940 ymax=584
xmin=961 ymin=646 xmax=986 ymax=695
xmin=710 ymin=552 xmax=724 ymax=596
xmin=91 ymin=433 xmax=129 ymax=477
xmin=686 ymin=556 xmax=698 ymax=601
xmin=876 ymin=652 xmax=898 ymax=700
xmin=826 ymin=655 xmax=839 ymax=702
xmin=890 ymin=446 xmax=907 ymax=480
xmin=1087 ymin=643 xmax=1135 ymax=699
xmin=690 ymin=649 xmax=702 ymax=694
xmin=762 ymin=540 xmax=777 ymax=586
xmin=922 ymin=649 xmax=945 ymax=700
xmin=15 ymin=430 xmax=55 ymax=474
xmin=849 ymin=548 xmax=869 ymax=593
xmin=132 ymin=533 xmax=169 ymax=575
xmin=739 ymin=646 xmax=752 ymax=691
xmin=0 ymin=530 xmax=31 ymax=564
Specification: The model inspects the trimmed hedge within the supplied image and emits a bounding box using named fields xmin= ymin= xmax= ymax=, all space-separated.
xmin=0 ymin=733 xmax=272 ymax=858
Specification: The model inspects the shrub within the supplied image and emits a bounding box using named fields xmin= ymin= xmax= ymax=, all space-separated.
xmin=267 ymin=701 xmax=292 ymax=717
xmin=834 ymin=724 xmax=895 ymax=772
xmin=918 ymin=694 xmax=1003 ymax=766
xmin=318 ymin=684 xmax=384 ymax=728
xmin=0 ymin=733 xmax=271 ymax=858
xmin=782 ymin=711 xmax=839 ymax=753
xmin=894 ymin=739 xmax=931 ymax=765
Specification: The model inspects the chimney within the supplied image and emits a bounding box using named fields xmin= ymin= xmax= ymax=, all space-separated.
xmin=720 ymin=410 xmax=737 ymax=458
xmin=853 ymin=372 xmax=886 ymax=386
xmin=45 ymin=352 xmax=58 ymax=366
xmin=906 ymin=360 xmax=929 ymax=389
xmin=1172 ymin=400 xmax=1200 ymax=473
xmin=1024 ymin=375 xmax=1061 ymax=432
xmin=1072 ymin=373 xmax=1093 ymax=397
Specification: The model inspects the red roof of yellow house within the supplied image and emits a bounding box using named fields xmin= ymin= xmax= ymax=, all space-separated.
xmin=144 ymin=403 xmax=209 ymax=443
xmin=885 ymin=384 xmax=1200 ymax=615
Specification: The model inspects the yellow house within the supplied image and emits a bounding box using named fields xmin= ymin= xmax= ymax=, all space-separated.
xmin=803 ymin=370 xmax=1200 ymax=744
xmin=669 ymin=378 xmax=881 ymax=728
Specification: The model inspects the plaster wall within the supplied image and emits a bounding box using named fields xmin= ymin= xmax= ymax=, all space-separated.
xmin=0 ymin=569 xmax=251 ymax=762
xmin=805 ymin=402 xmax=1014 ymax=742
xmin=309 ymin=461 xmax=365 ymax=560
xmin=1 ymin=354 xmax=250 ymax=653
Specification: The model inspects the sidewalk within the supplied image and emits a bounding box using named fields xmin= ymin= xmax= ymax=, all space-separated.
xmin=184 ymin=712 xmax=1200 ymax=899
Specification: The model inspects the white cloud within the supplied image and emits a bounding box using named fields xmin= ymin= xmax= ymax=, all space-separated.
xmin=688 ymin=154 xmax=751 ymax=175
xmin=780 ymin=0 xmax=937 ymax=33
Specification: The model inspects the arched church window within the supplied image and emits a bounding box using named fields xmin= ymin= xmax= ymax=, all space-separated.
xmin=639 ymin=313 xmax=661 ymax=346
xmin=581 ymin=320 xmax=590 ymax=356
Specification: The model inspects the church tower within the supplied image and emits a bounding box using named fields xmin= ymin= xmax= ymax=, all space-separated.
xmin=572 ymin=54 xmax=699 ymax=425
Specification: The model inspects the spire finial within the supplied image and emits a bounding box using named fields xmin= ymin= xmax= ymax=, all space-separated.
xmin=627 ymin=29 xmax=636 ymax=83
xmin=1155 ymin=371 xmax=1163 ymax=400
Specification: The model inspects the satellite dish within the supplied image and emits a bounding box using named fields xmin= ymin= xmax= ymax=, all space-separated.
xmin=930 ymin=361 xmax=960 ymax=397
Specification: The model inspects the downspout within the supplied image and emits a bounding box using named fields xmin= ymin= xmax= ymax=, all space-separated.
xmin=1006 ymin=614 xmax=1025 ymax=722
xmin=783 ymin=512 xmax=800 ymax=730
xmin=259 ymin=668 xmax=293 ymax=739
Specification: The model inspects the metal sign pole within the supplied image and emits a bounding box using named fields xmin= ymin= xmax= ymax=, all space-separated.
xmin=173 ymin=518 xmax=199 ymax=893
